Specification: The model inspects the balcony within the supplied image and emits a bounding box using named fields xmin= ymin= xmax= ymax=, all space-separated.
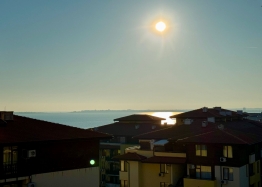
xmin=154 ymin=152 xmax=186 ymax=158
xmin=184 ymin=177 xmax=216 ymax=187
xmin=119 ymin=171 xmax=128 ymax=180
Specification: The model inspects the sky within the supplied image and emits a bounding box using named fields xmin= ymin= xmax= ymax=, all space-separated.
xmin=1 ymin=0 xmax=262 ymax=112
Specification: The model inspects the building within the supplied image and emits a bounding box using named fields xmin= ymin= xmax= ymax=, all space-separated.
xmin=247 ymin=113 xmax=262 ymax=122
xmin=94 ymin=114 xmax=167 ymax=187
xmin=0 ymin=111 xmax=111 ymax=187
xmin=115 ymin=107 xmax=262 ymax=187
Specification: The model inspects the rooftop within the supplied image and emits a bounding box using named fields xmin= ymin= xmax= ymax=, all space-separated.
xmin=0 ymin=115 xmax=111 ymax=144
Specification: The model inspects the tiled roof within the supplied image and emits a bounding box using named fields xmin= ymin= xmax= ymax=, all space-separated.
xmin=134 ymin=119 xmax=262 ymax=145
xmin=112 ymin=152 xmax=147 ymax=161
xmin=176 ymin=127 xmax=262 ymax=145
xmin=133 ymin=119 xmax=215 ymax=140
xmin=0 ymin=115 xmax=111 ymax=144
xmin=141 ymin=156 xmax=186 ymax=164
xmin=114 ymin=114 xmax=165 ymax=122
xmin=95 ymin=122 xmax=169 ymax=137
xmin=170 ymin=107 xmax=240 ymax=119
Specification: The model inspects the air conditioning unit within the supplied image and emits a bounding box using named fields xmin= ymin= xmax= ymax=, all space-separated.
xmin=28 ymin=150 xmax=36 ymax=158
xmin=221 ymin=180 xmax=228 ymax=184
xmin=220 ymin=157 xmax=226 ymax=162
xmin=27 ymin=182 xmax=36 ymax=187
xmin=159 ymin=173 xmax=164 ymax=177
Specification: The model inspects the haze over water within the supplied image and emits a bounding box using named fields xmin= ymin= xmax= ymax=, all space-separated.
xmin=15 ymin=110 xmax=182 ymax=129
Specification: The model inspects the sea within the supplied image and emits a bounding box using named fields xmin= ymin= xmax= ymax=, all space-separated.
xmin=15 ymin=108 xmax=261 ymax=129
xmin=15 ymin=110 xmax=185 ymax=129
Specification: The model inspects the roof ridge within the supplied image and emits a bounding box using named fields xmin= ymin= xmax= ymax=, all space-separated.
xmin=176 ymin=130 xmax=216 ymax=142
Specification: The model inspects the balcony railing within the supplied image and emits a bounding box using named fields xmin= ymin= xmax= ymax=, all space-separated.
xmin=184 ymin=177 xmax=216 ymax=187
xmin=3 ymin=163 xmax=18 ymax=174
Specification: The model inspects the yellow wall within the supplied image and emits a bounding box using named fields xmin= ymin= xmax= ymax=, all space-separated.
xmin=184 ymin=178 xmax=217 ymax=187
xmin=140 ymin=163 xmax=171 ymax=187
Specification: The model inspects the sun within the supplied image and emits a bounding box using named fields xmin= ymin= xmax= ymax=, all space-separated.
xmin=155 ymin=21 xmax=166 ymax=32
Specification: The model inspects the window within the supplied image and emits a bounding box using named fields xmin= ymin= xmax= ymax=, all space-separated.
xmin=223 ymin=167 xmax=233 ymax=181
xmin=160 ymin=164 xmax=167 ymax=173
xmin=249 ymin=163 xmax=255 ymax=176
xmin=3 ymin=146 xmax=18 ymax=174
xmin=196 ymin=165 xmax=211 ymax=179
xmin=121 ymin=180 xmax=128 ymax=187
xmin=196 ymin=145 xmax=207 ymax=156
xmin=121 ymin=161 xmax=127 ymax=172
xmin=223 ymin=146 xmax=233 ymax=158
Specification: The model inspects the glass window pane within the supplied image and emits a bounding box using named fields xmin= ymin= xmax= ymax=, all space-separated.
xmin=3 ymin=147 xmax=12 ymax=164
xmin=223 ymin=168 xmax=229 ymax=180
xmin=223 ymin=146 xmax=227 ymax=157
xmin=228 ymin=146 xmax=233 ymax=158
xmin=196 ymin=170 xmax=200 ymax=179
xmin=201 ymin=166 xmax=211 ymax=179
xmin=229 ymin=168 xmax=233 ymax=180
xmin=202 ymin=145 xmax=207 ymax=156
xmin=196 ymin=145 xmax=201 ymax=156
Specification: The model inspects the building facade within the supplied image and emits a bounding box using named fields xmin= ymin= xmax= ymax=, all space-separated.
xmin=95 ymin=114 xmax=167 ymax=187
xmin=116 ymin=107 xmax=262 ymax=187
xmin=0 ymin=111 xmax=111 ymax=187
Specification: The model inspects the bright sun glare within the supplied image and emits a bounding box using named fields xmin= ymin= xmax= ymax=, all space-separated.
xmin=155 ymin=21 xmax=166 ymax=32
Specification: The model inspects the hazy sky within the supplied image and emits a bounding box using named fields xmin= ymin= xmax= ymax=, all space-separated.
xmin=1 ymin=1 xmax=262 ymax=112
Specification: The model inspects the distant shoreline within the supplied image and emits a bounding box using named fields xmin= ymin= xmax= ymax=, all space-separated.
xmin=15 ymin=108 xmax=262 ymax=114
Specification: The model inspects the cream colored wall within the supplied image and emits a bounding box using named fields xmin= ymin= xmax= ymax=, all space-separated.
xmin=129 ymin=161 xmax=140 ymax=187
xmin=214 ymin=165 xmax=248 ymax=187
xmin=32 ymin=167 xmax=99 ymax=187
xmin=140 ymin=163 xmax=171 ymax=187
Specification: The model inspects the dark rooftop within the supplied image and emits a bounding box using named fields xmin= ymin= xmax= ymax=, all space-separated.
xmin=0 ymin=115 xmax=111 ymax=144
xmin=114 ymin=114 xmax=165 ymax=122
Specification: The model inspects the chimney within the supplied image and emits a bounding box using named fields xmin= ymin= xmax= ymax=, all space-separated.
xmin=0 ymin=111 xmax=14 ymax=121
xmin=202 ymin=107 xmax=208 ymax=112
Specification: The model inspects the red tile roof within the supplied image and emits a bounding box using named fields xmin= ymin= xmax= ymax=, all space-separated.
xmin=112 ymin=152 xmax=147 ymax=161
xmin=176 ymin=127 xmax=262 ymax=145
xmin=170 ymin=107 xmax=240 ymax=119
xmin=141 ymin=156 xmax=186 ymax=164
xmin=96 ymin=122 xmax=169 ymax=137
xmin=133 ymin=119 xmax=215 ymax=140
xmin=114 ymin=114 xmax=165 ymax=122
xmin=0 ymin=115 xmax=111 ymax=144
xmin=134 ymin=119 xmax=262 ymax=145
